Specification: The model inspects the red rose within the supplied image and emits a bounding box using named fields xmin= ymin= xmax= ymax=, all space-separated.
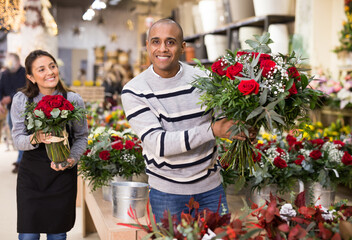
xmin=238 ymin=79 xmax=259 ymax=95
xmin=111 ymin=136 xmax=122 ymax=142
xmin=253 ymin=151 xmax=262 ymax=163
xmin=112 ymin=141 xmax=123 ymax=150
xmin=342 ymin=151 xmax=352 ymax=165
xmin=83 ymin=149 xmax=91 ymax=156
xmin=273 ymin=156 xmax=288 ymax=168
xmin=124 ymin=140 xmax=135 ymax=149
xmin=60 ymin=100 xmax=74 ymax=111
xmin=294 ymin=155 xmax=305 ymax=165
xmin=99 ymin=150 xmax=110 ymax=160
xmin=286 ymin=135 xmax=297 ymax=146
xmin=42 ymin=106 xmax=53 ymax=118
xmin=310 ymin=139 xmax=325 ymax=148
xmin=260 ymin=59 xmax=276 ymax=78
xmin=50 ymin=99 xmax=63 ymax=108
xmin=236 ymin=51 xmax=248 ymax=57
xmin=333 ymin=140 xmax=345 ymax=149
xmin=288 ymin=82 xmax=298 ymax=96
xmin=226 ymin=62 xmax=243 ymax=80
xmin=256 ymin=143 xmax=264 ymax=149
xmin=309 ymin=150 xmax=322 ymax=160
xmin=211 ymin=59 xmax=227 ymax=76
xmin=252 ymin=52 xmax=271 ymax=62
xmin=288 ymin=67 xmax=301 ymax=81
xmin=276 ymin=147 xmax=286 ymax=156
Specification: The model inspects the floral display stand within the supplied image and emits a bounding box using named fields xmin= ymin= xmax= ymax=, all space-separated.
xmin=311 ymin=106 xmax=352 ymax=127
xmin=81 ymin=177 xmax=148 ymax=240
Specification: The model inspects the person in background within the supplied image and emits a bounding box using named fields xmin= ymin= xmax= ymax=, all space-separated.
xmin=0 ymin=53 xmax=26 ymax=173
xmin=121 ymin=18 xmax=256 ymax=223
xmin=11 ymin=50 xmax=88 ymax=240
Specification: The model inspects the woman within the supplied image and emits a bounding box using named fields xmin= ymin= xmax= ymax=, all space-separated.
xmin=11 ymin=50 xmax=88 ymax=240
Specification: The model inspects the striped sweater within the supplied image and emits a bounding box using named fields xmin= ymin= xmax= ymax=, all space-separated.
xmin=121 ymin=62 xmax=221 ymax=194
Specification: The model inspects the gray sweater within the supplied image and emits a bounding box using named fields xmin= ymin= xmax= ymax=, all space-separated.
xmin=11 ymin=90 xmax=88 ymax=165
xmin=121 ymin=62 xmax=221 ymax=195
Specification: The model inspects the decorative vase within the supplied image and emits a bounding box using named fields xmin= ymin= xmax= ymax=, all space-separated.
xmin=45 ymin=129 xmax=70 ymax=168
xmin=239 ymin=26 xmax=263 ymax=49
xmin=304 ymin=182 xmax=336 ymax=208
xmin=246 ymin=184 xmax=278 ymax=206
xmin=268 ymin=24 xmax=289 ymax=55
xmin=102 ymin=175 xmax=133 ymax=202
xmin=252 ymin=0 xmax=294 ymax=16
xmin=204 ymin=35 xmax=228 ymax=61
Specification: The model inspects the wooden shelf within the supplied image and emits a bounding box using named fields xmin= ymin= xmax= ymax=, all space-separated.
xmin=184 ymin=15 xmax=295 ymax=42
xmin=81 ymin=178 xmax=148 ymax=240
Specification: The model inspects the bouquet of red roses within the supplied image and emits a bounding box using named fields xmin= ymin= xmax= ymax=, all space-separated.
xmin=192 ymin=33 xmax=323 ymax=176
xmin=25 ymin=94 xmax=86 ymax=166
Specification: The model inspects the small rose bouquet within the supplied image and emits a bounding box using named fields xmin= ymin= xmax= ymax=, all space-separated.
xmin=192 ymin=33 xmax=323 ymax=175
xmin=24 ymin=94 xmax=87 ymax=167
xmin=79 ymin=127 xmax=145 ymax=191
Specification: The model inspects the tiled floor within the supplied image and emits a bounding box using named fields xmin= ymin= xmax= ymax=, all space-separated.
xmin=1 ymin=140 xmax=352 ymax=240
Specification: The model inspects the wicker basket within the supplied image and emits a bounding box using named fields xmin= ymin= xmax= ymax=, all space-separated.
xmin=70 ymin=86 xmax=105 ymax=102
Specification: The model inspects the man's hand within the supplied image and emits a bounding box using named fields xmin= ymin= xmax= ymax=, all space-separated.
xmin=51 ymin=158 xmax=75 ymax=171
xmin=30 ymin=131 xmax=52 ymax=144
xmin=211 ymin=118 xmax=258 ymax=143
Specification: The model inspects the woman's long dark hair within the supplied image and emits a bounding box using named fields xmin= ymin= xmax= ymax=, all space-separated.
xmin=21 ymin=50 xmax=72 ymax=98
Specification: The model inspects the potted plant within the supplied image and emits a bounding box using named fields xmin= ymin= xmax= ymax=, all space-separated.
xmin=79 ymin=127 xmax=145 ymax=194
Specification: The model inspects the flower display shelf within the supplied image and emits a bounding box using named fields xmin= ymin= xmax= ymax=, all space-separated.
xmin=81 ymin=177 xmax=148 ymax=240
xmin=313 ymin=106 xmax=352 ymax=127
xmin=70 ymin=86 xmax=105 ymax=103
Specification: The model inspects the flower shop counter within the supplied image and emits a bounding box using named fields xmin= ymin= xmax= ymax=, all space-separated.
xmin=81 ymin=178 xmax=148 ymax=240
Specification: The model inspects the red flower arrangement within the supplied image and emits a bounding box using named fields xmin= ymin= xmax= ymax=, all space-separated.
xmin=24 ymin=94 xmax=86 ymax=166
xmin=78 ymin=128 xmax=145 ymax=191
xmin=192 ymin=32 xmax=323 ymax=176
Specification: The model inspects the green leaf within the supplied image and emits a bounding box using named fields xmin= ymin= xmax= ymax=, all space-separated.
xmin=259 ymin=88 xmax=268 ymax=106
xmin=246 ymin=106 xmax=264 ymax=121
xmin=61 ymin=110 xmax=69 ymax=118
xmin=34 ymin=119 xmax=43 ymax=128
xmin=245 ymin=39 xmax=260 ymax=49
xmin=192 ymin=58 xmax=202 ymax=68
xmin=301 ymin=74 xmax=308 ymax=89
xmin=34 ymin=109 xmax=45 ymax=119
xmin=285 ymin=78 xmax=294 ymax=92
xmin=51 ymin=108 xmax=60 ymax=118
xmin=268 ymin=110 xmax=285 ymax=125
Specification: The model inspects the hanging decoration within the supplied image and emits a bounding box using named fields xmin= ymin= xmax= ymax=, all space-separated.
xmin=41 ymin=0 xmax=57 ymax=36
xmin=0 ymin=0 xmax=24 ymax=32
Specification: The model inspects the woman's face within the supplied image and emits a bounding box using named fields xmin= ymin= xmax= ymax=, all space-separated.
xmin=27 ymin=55 xmax=59 ymax=95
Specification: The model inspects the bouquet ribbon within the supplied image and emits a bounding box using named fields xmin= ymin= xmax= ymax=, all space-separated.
xmin=48 ymin=130 xmax=69 ymax=146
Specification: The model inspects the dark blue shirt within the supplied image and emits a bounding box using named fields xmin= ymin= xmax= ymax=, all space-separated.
xmin=0 ymin=66 xmax=26 ymax=110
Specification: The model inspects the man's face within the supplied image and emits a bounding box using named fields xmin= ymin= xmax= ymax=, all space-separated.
xmin=146 ymin=22 xmax=185 ymax=78
xmin=5 ymin=55 xmax=20 ymax=73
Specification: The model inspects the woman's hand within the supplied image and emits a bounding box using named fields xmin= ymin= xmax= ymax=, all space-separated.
xmin=30 ymin=131 xmax=52 ymax=144
xmin=50 ymin=158 xmax=75 ymax=171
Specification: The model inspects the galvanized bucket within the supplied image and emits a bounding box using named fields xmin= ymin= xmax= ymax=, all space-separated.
xmin=112 ymin=181 xmax=149 ymax=220
xmin=304 ymin=182 xmax=335 ymax=208
xmin=102 ymin=176 xmax=132 ymax=202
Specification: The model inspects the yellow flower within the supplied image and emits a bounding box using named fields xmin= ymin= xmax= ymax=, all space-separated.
xmin=302 ymin=132 xmax=310 ymax=139
xmin=257 ymin=140 xmax=264 ymax=144
xmin=306 ymin=124 xmax=314 ymax=131
xmin=72 ymin=80 xmax=81 ymax=86
xmin=331 ymin=131 xmax=339 ymax=136
xmin=315 ymin=121 xmax=323 ymax=128
xmin=88 ymin=139 xmax=93 ymax=145
xmin=94 ymin=133 xmax=100 ymax=139
xmin=84 ymin=80 xmax=94 ymax=86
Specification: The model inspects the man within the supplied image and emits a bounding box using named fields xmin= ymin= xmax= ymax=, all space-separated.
xmin=0 ymin=53 xmax=26 ymax=173
xmin=121 ymin=19 xmax=248 ymax=222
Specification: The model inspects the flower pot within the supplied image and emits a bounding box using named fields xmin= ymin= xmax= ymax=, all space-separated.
xmin=204 ymin=35 xmax=228 ymax=61
xmin=102 ymin=175 xmax=133 ymax=202
xmin=253 ymin=0 xmax=294 ymax=16
xmin=45 ymin=129 xmax=70 ymax=167
xmin=304 ymin=182 xmax=336 ymax=208
xmin=198 ymin=0 xmax=225 ymax=32
xmin=246 ymin=184 xmax=278 ymax=206
xmin=112 ymin=181 xmax=149 ymax=220
xmin=228 ymin=0 xmax=255 ymax=22
xmin=268 ymin=24 xmax=289 ymax=55
xmin=239 ymin=26 xmax=263 ymax=49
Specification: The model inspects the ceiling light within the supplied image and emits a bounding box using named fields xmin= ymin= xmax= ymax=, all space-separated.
xmin=92 ymin=0 xmax=106 ymax=10
xmin=82 ymin=8 xmax=95 ymax=21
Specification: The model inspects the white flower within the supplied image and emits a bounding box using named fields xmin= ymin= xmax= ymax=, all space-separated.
xmin=280 ymin=203 xmax=296 ymax=222
xmin=317 ymin=206 xmax=336 ymax=221
xmin=201 ymin=229 xmax=220 ymax=240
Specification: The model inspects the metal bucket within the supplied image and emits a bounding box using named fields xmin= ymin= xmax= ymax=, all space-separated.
xmin=112 ymin=181 xmax=149 ymax=220
xmin=102 ymin=176 xmax=133 ymax=202
xmin=305 ymin=182 xmax=336 ymax=208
